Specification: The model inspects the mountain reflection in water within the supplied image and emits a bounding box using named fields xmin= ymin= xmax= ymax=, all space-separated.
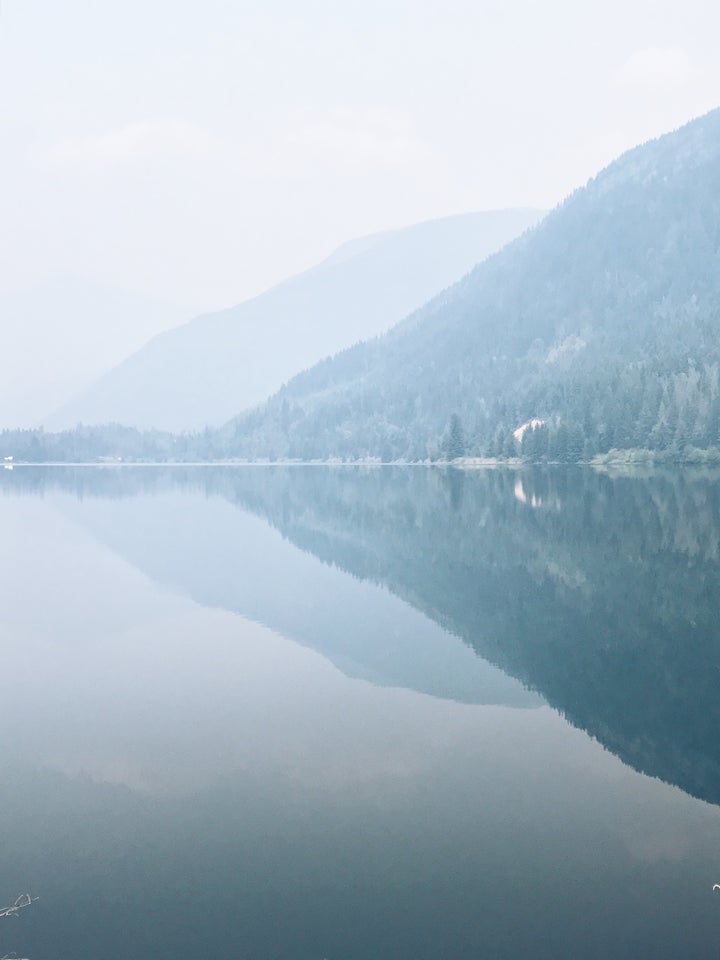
xmin=1 ymin=464 xmax=720 ymax=960
xmin=12 ymin=463 xmax=719 ymax=806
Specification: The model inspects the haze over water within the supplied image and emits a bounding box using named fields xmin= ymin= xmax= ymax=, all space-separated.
xmin=1 ymin=465 xmax=720 ymax=959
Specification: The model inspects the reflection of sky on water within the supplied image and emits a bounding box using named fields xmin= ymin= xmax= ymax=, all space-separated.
xmin=1 ymin=475 xmax=720 ymax=959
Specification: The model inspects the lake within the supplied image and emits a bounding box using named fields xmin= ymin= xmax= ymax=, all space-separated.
xmin=1 ymin=465 xmax=720 ymax=959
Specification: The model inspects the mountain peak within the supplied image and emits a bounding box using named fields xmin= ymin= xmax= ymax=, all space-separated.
xmin=50 ymin=209 xmax=543 ymax=433
xmin=223 ymin=110 xmax=720 ymax=463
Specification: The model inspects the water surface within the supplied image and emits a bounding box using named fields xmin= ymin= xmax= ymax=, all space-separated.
xmin=1 ymin=465 xmax=720 ymax=959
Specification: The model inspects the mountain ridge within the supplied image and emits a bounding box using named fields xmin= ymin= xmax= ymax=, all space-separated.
xmin=223 ymin=108 xmax=720 ymax=462
xmin=50 ymin=209 xmax=542 ymax=433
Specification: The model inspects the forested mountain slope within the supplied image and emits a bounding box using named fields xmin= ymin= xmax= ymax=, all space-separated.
xmin=50 ymin=210 xmax=541 ymax=433
xmin=225 ymin=109 xmax=720 ymax=461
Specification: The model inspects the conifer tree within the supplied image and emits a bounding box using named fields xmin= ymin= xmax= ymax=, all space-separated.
xmin=447 ymin=414 xmax=466 ymax=460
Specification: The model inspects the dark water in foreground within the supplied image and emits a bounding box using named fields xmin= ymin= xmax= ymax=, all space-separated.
xmin=1 ymin=465 xmax=720 ymax=959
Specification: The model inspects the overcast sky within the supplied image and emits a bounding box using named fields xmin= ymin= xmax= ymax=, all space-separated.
xmin=1 ymin=0 xmax=719 ymax=311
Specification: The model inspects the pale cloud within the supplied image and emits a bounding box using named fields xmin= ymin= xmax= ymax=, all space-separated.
xmin=5 ymin=0 xmax=720 ymax=308
xmin=283 ymin=107 xmax=443 ymax=177
xmin=613 ymin=48 xmax=696 ymax=92
xmin=41 ymin=108 xmax=439 ymax=185
xmin=44 ymin=118 xmax=217 ymax=169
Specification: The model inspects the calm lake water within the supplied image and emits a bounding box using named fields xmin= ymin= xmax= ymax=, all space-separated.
xmin=2 ymin=465 xmax=720 ymax=959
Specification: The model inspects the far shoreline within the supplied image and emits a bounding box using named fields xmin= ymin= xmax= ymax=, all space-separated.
xmin=3 ymin=456 xmax=719 ymax=474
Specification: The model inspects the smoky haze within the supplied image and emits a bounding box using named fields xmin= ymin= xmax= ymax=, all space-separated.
xmin=48 ymin=209 xmax=542 ymax=432
xmin=1 ymin=0 xmax=719 ymax=313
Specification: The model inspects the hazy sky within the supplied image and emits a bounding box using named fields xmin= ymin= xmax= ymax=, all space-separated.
xmin=1 ymin=0 xmax=719 ymax=311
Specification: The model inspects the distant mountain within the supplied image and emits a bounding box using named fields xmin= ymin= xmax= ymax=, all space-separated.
xmin=0 ymin=278 xmax=185 ymax=429
xmin=50 ymin=210 xmax=543 ymax=433
xmin=224 ymin=109 xmax=720 ymax=462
